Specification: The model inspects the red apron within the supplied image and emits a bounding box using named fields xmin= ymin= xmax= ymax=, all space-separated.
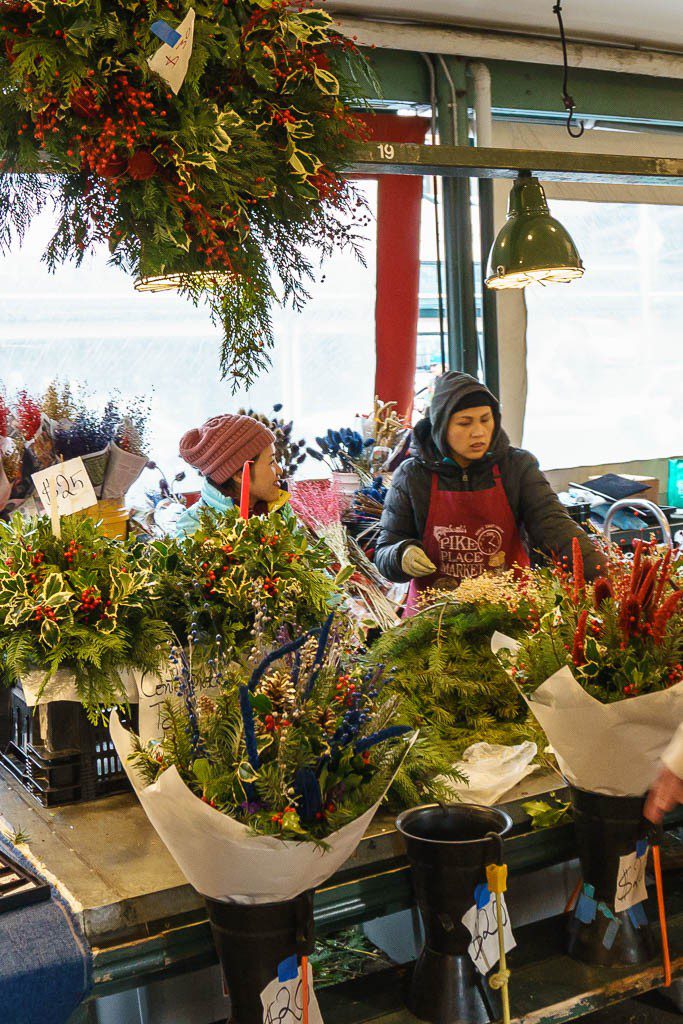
xmin=405 ymin=464 xmax=530 ymax=615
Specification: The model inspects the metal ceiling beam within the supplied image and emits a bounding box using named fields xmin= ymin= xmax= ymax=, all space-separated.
xmin=347 ymin=142 xmax=683 ymax=184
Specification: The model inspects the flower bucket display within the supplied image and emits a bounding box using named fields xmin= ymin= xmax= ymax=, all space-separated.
xmin=566 ymin=786 xmax=655 ymax=967
xmin=112 ymin=615 xmax=413 ymax=1022
xmin=396 ymin=804 xmax=513 ymax=1024
xmin=494 ymin=538 xmax=682 ymax=969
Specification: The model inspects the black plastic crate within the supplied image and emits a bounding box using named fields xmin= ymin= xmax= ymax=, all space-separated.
xmin=0 ymin=685 xmax=137 ymax=807
xmin=0 ymin=847 xmax=51 ymax=915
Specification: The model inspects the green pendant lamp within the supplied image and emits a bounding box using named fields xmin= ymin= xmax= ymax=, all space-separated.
xmin=485 ymin=171 xmax=584 ymax=290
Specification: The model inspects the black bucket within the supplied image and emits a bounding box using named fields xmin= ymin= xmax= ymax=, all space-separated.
xmin=567 ymin=785 xmax=655 ymax=967
xmin=204 ymin=889 xmax=315 ymax=1024
xmin=396 ymin=803 xmax=513 ymax=1024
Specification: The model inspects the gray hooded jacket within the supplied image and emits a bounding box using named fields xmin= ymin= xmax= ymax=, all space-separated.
xmin=374 ymin=372 xmax=602 ymax=583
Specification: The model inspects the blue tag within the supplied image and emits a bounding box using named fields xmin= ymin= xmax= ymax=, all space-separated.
xmin=150 ymin=19 xmax=182 ymax=47
xmin=575 ymin=893 xmax=597 ymax=924
xmin=277 ymin=955 xmax=298 ymax=983
xmin=603 ymin=918 xmax=621 ymax=950
xmin=628 ymin=902 xmax=648 ymax=929
xmin=636 ymin=839 xmax=648 ymax=859
xmin=474 ymin=883 xmax=491 ymax=909
xmin=583 ymin=883 xmax=595 ymax=899
xmin=598 ymin=902 xmax=615 ymax=922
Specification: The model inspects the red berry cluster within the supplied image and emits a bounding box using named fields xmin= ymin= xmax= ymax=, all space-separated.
xmin=263 ymin=712 xmax=291 ymax=733
xmin=270 ymin=805 xmax=296 ymax=825
xmin=313 ymin=800 xmax=336 ymax=821
xmin=334 ymin=675 xmax=357 ymax=708
xmin=63 ymin=539 xmax=80 ymax=564
xmin=78 ymin=587 xmax=111 ymax=619
xmin=33 ymin=604 xmax=57 ymax=623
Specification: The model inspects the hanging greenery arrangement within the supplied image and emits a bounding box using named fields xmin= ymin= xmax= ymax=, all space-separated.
xmin=0 ymin=0 xmax=372 ymax=387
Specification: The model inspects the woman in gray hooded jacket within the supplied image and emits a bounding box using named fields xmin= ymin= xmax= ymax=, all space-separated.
xmin=375 ymin=372 xmax=602 ymax=613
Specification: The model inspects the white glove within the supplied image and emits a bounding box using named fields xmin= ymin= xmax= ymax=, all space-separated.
xmin=401 ymin=545 xmax=437 ymax=578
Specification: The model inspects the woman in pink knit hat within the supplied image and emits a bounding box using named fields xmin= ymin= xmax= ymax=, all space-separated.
xmin=175 ymin=413 xmax=287 ymax=538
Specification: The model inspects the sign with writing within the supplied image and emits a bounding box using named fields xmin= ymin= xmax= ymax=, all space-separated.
xmin=148 ymin=8 xmax=195 ymax=94
xmin=614 ymin=842 xmax=649 ymax=913
xmin=32 ymin=458 xmax=97 ymax=518
xmin=461 ymin=887 xmax=516 ymax=975
xmin=260 ymin=959 xmax=322 ymax=1024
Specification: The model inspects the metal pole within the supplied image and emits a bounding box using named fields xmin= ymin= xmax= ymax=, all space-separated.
xmin=435 ymin=56 xmax=478 ymax=376
xmin=469 ymin=61 xmax=500 ymax=397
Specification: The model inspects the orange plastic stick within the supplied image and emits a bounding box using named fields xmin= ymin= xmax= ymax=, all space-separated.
xmin=652 ymin=845 xmax=672 ymax=987
xmin=301 ymin=954 xmax=310 ymax=1024
xmin=565 ymin=877 xmax=582 ymax=914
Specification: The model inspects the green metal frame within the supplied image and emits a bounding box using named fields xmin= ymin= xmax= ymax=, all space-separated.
xmin=346 ymin=142 xmax=683 ymax=184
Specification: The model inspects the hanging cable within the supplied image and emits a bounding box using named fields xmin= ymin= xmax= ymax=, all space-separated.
xmin=553 ymin=2 xmax=585 ymax=138
xmin=421 ymin=53 xmax=447 ymax=373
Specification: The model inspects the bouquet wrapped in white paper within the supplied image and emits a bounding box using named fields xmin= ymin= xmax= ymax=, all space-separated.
xmin=112 ymin=617 xmax=413 ymax=1024
xmin=114 ymin=617 xmax=413 ymax=899
xmin=491 ymin=537 xmax=683 ymax=798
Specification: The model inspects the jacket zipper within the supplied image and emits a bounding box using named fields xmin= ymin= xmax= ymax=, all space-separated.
xmin=462 ymin=469 xmax=470 ymax=490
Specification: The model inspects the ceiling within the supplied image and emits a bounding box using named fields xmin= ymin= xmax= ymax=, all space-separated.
xmin=327 ymin=0 xmax=683 ymax=53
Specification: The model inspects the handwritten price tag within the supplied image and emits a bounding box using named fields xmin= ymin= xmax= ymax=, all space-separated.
xmin=614 ymin=842 xmax=648 ymax=913
xmin=462 ymin=888 xmax=516 ymax=975
xmin=260 ymin=960 xmax=323 ymax=1024
xmin=32 ymin=457 xmax=97 ymax=518
xmin=148 ymin=7 xmax=195 ymax=94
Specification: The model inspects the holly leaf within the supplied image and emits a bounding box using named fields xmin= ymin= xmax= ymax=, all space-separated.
xmin=41 ymin=572 xmax=73 ymax=609
xmin=313 ymin=67 xmax=339 ymax=96
xmin=522 ymin=798 xmax=571 ymax=830
xmin=251 ymin=692 xmax=273 ymax=714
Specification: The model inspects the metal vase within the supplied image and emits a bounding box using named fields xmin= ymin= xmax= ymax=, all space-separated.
xmin=396 ymin=803 xmax=512 ymax=1024
xmin=204 ymin=890 xmax=315 ymax=1024
xmin=567 ymin=784 xmax=655 ymax=967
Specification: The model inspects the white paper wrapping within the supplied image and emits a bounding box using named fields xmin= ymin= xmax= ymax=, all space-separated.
xmin=101 ymin=442 xmax=148 ymax=500
xmin=435 ymin=741 xmax=538 ymax=806
xmin=492 ymin=631 xmax=683 ymax=797
xmin=20 ymin=667 xmax=138 ymax=707
xmin=111 ymin=712 xmax=416 ymax=903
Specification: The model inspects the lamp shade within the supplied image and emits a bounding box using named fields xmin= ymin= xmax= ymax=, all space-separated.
xmin=485 ymin=172 xmax=584 ymax=290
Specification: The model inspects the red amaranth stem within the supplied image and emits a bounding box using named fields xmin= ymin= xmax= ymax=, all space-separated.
xmin=572 ymin=609 xmax=589 ymax=666
xmin=652 ymin=590 xmax=683 ymax=644
xmin=572 ymin=536 xmax=585 ymax=603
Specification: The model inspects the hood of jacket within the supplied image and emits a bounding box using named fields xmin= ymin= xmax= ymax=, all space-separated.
xmin=411 ymin=372 xmax=509 ymax=470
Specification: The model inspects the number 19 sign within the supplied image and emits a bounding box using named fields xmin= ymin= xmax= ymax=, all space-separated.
xmin=32 ymin=457 xmax=98 ymax=518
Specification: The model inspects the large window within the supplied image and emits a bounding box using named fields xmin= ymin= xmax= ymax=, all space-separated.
xmin=0 ymin=183 xmax=378 ymax=498
xmin=523 ymin=200 xmax=683 ymax=469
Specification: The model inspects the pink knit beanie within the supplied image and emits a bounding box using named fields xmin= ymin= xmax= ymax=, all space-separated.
xmin=179 ymin=414 xmax=275 ymax=484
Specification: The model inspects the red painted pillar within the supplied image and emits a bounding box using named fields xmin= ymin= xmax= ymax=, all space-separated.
xmin=358 ymin=114 xmax=429 ymax=421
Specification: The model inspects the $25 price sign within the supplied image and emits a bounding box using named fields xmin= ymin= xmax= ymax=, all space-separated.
xmin=32 ymin=458 xmax=97 ymax=518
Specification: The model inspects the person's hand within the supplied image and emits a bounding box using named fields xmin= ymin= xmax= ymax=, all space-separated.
xmin=401 ymin=545 xmax=437 ymax=578
xmin=644 ymin=766 xmax=683 ymax=824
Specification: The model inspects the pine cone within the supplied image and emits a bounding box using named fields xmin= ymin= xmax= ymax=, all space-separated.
xmin=196 ymin=694 xmax=217 ymax=719
xmin=261 ymin=669 xmax=296 ymax=712
xmin=316 ymin=705 xmax=338 ymax=736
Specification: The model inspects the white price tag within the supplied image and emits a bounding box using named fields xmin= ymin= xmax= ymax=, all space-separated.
xmin=260 ymin=960 xmax=323 ymax=1024
xmin=32 ymin=457 xmax=97 ymax=518
xmin=614 ymin=843 xmax=649 ymax=913
xmin=148 ymin=8 xmax=195 ymax=94
xmin=462 ymin=890 xmax=516 ymax=975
